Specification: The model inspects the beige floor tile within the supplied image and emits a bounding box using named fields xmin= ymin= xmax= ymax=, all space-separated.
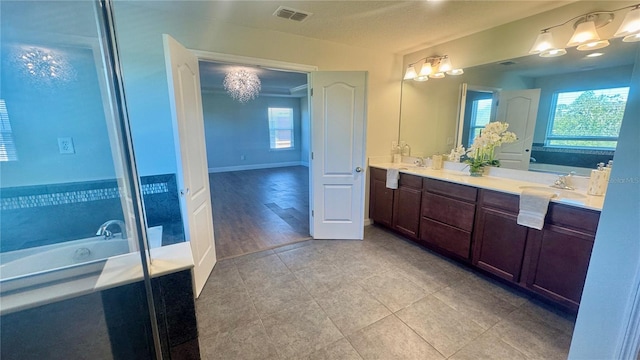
xmin=199 ymin=320 xmax=279 ymax=360
xmin=248 ymin=273 xmax=313 ymax=316
xmin=262 ymin=300 xmax=343 ymax=359
xmin=359 ymin=269 xmax=428 ymax=312
xmin=432 ymin=278 xmax=518 ymax=329
xmin=301 ymin=338 xmax=363 ymax=360
xmin=449 ymin=333 xmax=527 ymax=360
xmin=315 ymin=283 xmax=391 ymax=335
xmin=348 ymin=315 xmax=444 ymax=359
xmin=396 ymin=296 xmax=485 ymax=357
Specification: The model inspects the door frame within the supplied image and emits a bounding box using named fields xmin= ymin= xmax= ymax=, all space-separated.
xmin=189 ymin=49 xmax=318 ymax=236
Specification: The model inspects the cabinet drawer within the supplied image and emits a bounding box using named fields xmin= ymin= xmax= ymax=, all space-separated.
xmin=547 ymin=203 xmax=600 ymax=234
xmin=478 ymin=189 xmax=519 ymax=213
xmin=420 ymin=217 xmax=471 ymax=260
xmin=399 ymin=173 xmax=423 ymax=189
xmin=422 ymin=192 xmax=475 ymax=232
xmin=370 ymin=167 xmax=387 ymax=181
xmin=423 ymin=178 xmax=477 ymax=202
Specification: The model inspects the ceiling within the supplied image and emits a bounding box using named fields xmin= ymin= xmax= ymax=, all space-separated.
xmin=124 ymin=0 xmax=575 ymax=55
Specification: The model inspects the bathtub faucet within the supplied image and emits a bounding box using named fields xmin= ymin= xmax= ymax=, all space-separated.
xmin=96 ymin=220 xmax=127 ymax=240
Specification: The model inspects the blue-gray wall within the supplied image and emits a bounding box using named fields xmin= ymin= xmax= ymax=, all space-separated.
xmin=202 ymin=93 xmax=304 ymax=171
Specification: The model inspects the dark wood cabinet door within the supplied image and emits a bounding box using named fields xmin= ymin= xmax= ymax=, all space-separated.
xmin=522 ymin=224 xmax=595 ymax=311
xmin=472 ymin=206 xmax=529 ymax=282
xmin=370 ymin=178 xmax=394 ymax=227
xmin=420 ymin=217 xmax=472 ymax=260
xmin=392 ymin=185 xmax=422 ymax=239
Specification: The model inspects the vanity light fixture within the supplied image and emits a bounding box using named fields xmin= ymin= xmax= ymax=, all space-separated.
xmin=530 ymin=3 xmax=640 ymax=57
xmin=402 ymin=55 xmax=463 ymax=81
xmin=614 ymin=5 xmax=640 ymax=42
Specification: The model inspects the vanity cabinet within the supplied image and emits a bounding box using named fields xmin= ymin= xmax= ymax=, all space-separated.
xmin=392 ymin=173 xmax=423 ymax=239
xmin=368 ymin=167 xmax=600 ymax=311
xmin=521 ymin=205 xmax=599 ymax=310
xmin=420 ymin=179 xmax=477 ymax=260
xmin=369 ymin=168 xmax=394 ymax=227
xmin=472 ymin=190 xmax=529 ymax=282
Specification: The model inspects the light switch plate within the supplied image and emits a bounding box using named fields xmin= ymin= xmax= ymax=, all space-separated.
xmin=58 ymin=137 xmax=75 ymax=154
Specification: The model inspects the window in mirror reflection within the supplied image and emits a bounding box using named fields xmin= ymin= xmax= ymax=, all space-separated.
xmin=546 ymin=87 xmax=629 ymax=150
xmin=468 ymin=98 xmax=493 ymax=147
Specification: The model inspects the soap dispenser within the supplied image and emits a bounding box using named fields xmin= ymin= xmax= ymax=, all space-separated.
xmin=587 ymin=163 xmax=607 ymax=196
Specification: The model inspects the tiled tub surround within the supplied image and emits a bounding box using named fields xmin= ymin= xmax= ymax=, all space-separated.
xmin=0 ymin=174 xmax=184 ymax=253
xmin=370 ymin=159 xmax=605 ymax=211
xmin=1 ymin=267 xmax=199 ymax=360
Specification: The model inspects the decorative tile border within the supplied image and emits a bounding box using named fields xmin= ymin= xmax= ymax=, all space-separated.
xmin=531 ymin=144 xmax=615 ymax=156
xmin=1 ymin=182 xmax=169 ymax=211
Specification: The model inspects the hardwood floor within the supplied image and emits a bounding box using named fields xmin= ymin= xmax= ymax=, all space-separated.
xmin=209 ymin=166 xmax=310 ymax=259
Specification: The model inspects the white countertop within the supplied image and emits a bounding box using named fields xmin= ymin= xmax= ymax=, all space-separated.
xmin=370 ymin=162 xmax=605 ymax=211
xmin=0 ymin=242 xmax=194 ymax=315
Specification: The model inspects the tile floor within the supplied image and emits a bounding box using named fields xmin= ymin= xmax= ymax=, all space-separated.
xmin=196 ymin=225 xmax=576 ymax=359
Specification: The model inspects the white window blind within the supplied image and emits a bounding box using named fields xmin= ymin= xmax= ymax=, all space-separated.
xmin=0 ymin=100 xmax=18 ymax=162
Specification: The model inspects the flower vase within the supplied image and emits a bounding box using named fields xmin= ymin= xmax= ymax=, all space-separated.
xmin=469 ymin=167 xmax=485 ymax=177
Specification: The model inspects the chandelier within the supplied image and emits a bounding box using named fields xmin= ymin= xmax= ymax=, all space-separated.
xmin=17 ymin=47 xmax=75 ymax=85
xmin=223 ymin=69 xmax=261 ymax=103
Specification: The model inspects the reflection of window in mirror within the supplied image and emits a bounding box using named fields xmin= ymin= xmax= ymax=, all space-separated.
xmin=546 ymin=87 xmax=629 ymax=150
xmin=462 ymin=90 xmax=496 ymax=148
xmin=0 ymin=99 xmax=18 ymax=162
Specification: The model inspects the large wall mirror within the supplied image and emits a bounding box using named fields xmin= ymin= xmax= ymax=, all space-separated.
xmin=399 ymin=39 xmax=639 ymax=175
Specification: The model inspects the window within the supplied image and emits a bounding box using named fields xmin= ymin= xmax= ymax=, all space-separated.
xmin=468 ymin=98 xmax=493 ymax=146
xmin=268 ymin=107 xmax=294 ymax=150
xmin=0 ymin=100 xmax=18 ymax=162
xmin=546 ymin=87 xmax=629 ymax=149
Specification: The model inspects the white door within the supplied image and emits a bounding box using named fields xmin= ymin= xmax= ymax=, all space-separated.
xmin=163 ymin=34 xmax=216 ymax=297
xmin=310 ymin=72 xmax=367 ymax=239
xmin=495 ymin=89 xmax=540 ymax=170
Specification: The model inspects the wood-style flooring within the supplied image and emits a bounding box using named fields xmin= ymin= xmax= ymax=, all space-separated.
xmin=209 ymin=166 xmax=310 ymax=259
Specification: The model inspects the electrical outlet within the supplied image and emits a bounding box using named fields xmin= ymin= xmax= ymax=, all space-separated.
xmin=446 ymin=137 xmax=454 ymax=146
xmin=58 ymin=137 xmax=75 ymax=154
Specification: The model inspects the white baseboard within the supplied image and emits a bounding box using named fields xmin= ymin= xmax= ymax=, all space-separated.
xmin=209 ymin=161 xmax=303 ymax=173
xmin=300 ymin=161 xmax=310 ymax=168
xmin=363 ymin=218 xmax=372 ymax=226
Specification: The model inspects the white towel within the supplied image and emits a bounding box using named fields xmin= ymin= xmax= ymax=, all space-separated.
xmin=386 ymin=169 xmax=399 ymax=189
xmin=517 ymin=189 xmax=556 ymax=230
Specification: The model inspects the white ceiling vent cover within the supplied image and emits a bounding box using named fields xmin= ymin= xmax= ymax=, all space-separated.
xmin=273 ymin=6 xmax=312 ymax=22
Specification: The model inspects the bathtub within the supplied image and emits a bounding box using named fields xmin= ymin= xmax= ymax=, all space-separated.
xmin=0 ymin=226 xmax=163 ymax=291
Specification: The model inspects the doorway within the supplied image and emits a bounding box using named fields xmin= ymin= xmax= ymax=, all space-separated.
xmin=198 ymin=59 xmax=313 ymax=259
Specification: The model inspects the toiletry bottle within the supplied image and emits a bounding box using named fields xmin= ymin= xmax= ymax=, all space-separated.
xmin=431 ymin=154 xmax=443 ymax=170
xmin=391 ymin=141 xmax=401 ymax=163
xmin=588 ymin=163 xmax=606 ymax=196
xmin=402 ymin=143 xmax=411 ymax=157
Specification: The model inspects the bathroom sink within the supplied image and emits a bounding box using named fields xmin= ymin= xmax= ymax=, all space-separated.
xmin=519 ymin=186 xmax=587 ymax=200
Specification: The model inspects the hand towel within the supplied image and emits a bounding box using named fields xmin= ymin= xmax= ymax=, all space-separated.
xmin=517 ymin=189 xmax=556 ymax=230
xmin=386 ymin=168 xmax=399 ymax=189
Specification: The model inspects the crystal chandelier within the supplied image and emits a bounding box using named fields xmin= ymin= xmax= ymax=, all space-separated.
xmin=17 ymin=47 xmax=75 ymax=85
xmin=223 ymin=69 xmax=261 ymax=103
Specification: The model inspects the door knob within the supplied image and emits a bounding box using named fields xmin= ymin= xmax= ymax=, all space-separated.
xmin=180 ymin=188 xmax=190 ymax=196
xmin=355 ymin=167 xmax=363 ymax=173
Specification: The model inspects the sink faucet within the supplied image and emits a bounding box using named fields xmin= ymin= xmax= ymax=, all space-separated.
xmin=551 ymin=172 xmax=575 ymax=190
xmin=96 ymin=220 xmax=127 ymax=239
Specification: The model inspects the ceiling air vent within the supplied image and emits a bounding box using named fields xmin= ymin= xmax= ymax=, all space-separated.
xmin=273 ymin=6 xmax=312 ymax=22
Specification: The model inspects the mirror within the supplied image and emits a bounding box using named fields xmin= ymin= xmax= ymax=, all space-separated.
xmin=399 ymin=39 xmax=639 ymax=175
